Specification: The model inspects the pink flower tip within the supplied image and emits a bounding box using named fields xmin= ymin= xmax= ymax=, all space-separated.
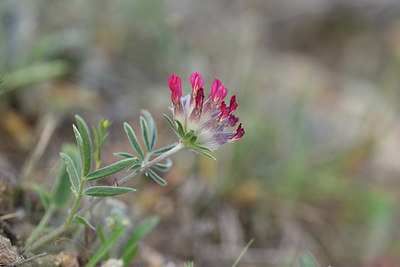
xmin=168 ymin=74 xmax=182 ymax=105
xmin=210 ymin=79 xmax=227 ymax=104
xmin=190 ymin=72 xmax=204 ymax=97
xmin=218 ymin=101 xmax=230 ymax=122
xmin=229 ymin=95 xmax=238 ymax=114
xmin=231 ymin=123 xmax=245 ymax=140
xmin=228 ymin=115 xmax=239 ymax=127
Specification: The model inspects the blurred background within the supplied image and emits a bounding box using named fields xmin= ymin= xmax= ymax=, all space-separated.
xmin=2 ymin=0 xmax=400 ymax=266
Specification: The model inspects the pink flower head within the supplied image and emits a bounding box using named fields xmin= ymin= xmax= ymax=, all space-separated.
xmin=168 ymin=74 xmax=182 ymax=105
xmin=190 ymin=72 xmax=204 ymax=98
xmin=167 ymin=73 xmax=244 ymax=151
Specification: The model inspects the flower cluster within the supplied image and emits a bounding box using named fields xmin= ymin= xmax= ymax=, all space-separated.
xmin=167 ymin=72 xmax=244 ymax=152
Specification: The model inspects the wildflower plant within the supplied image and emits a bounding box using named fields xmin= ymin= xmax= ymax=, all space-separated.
xmin=24 ymin=73 xmax=244 ymax=265
xmin=165 ymin=72 xmax=244 ymax=159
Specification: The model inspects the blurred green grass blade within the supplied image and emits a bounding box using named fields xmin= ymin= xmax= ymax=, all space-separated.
xmin=83 ymin=186 xmax=136 ymax=197
xmin=232 ymin=238 xmax=253 ymax=267
xmin=51 ymin=144 xmax=79 ymax=207
xmin=124 ymin=122 xmax=145 ymax=160
xmin=100 ymin=133 xmax=109 ymax=147
xmin=141 ymin=110 xmax=157 ymax=151
xmin=97 ymin=224 xmax=106 ymax=244
xmin=2 ymin=60 xmax=69 ymax=91
xmin=85 ymin=158 xmax=135 ymax=181
xmin=86 ymin=225 xmax=126 ymax=267
xmin=92 ymin=127 xmax=99 ymax=148
xmin=75 ymin=115 xmax=92 ymax=176
xmin=121 ymin=244 xmax=139 ymax=265
xmin=299 ymin=251 xmax=319 ymax=267
xmin=97 ymin=224 xmax=108 ymax=260
xmin=32 ymin=185 xmax=50 ymax=211
xmin=121 ymin=216 xmax=159 ymax=264
xmin=59 ymin=152 xmax=80 ymax=196
xmin=147 ymin=169 xmax=167 ymax=186
xmin=73 ymin=215 xmax=95 ymax=231
xmin=140 ymin=116 xmax=151 ymax=152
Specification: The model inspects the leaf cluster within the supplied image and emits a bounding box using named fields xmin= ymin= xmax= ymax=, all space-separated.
xmin=117 ymin=110 xmax=176 ymax=186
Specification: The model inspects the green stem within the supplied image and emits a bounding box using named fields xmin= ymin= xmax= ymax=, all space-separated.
xmin=25 ymin=205 xmax=55 ymax=247
xmin=65 ymin=178 xmax=85 ymax=226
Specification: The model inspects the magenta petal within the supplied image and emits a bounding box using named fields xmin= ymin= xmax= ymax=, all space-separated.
xmin=210 ymin=79 xmax=222 ymax=101
xmin=228 ymin=115 xmax=239 ymax=127
xmin=231 ymin=123 xmax=245 ymax=140
xmin=168 ymin=74 xmax=182 ymax=104
xmin=190 ymin=72 xmax=204 ymax=91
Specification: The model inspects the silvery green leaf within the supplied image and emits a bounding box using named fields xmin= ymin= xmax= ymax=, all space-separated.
xmin=75 ymin=115 xmax=92 ymax=176
xmin=73 ymin=215 xmax=96 ymax=231
xmin=154 ymin=158 xmax=172 ymax=172
xmin=190 ymin=146 xmax=216 ymax=160
xmin=72 ymin=125 xmax=83 ymax=174
xmin=128 ymin=164 xmax=141 ymax=172
xmin=140 ymin=116 xmax=151 ymax=152
xmin=124 ymin=122 xmax=144 ymax=160
xmin=152 ymin=143 xmax=178 ymax=156
xmin=83 ymin=186 xmax=136 ymax=197
xmin=85 ymin=158 xmax=135 ymax=181
xmin=113 ymin=152 xmax=137 ymax=159
xmin=163 ymin=114 xmax=178 ymax=134
xmin=141 ymin=110 xmax=157 ymax=151
xmin=190 ymin=144 xmax=213 ymax=152
xmin=147 ymin=169 xmax=167 ymax=186
xmin=52 ymin=144 xmax=79 ymax=207
xmin=175 ymin=119 xmax=185 ymax=137
xmin=60 ymin=152 xmax=80 ymax=195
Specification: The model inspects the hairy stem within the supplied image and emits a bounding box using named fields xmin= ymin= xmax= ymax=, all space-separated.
xmin=65 ymin=177 xmax=85 ymax=226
